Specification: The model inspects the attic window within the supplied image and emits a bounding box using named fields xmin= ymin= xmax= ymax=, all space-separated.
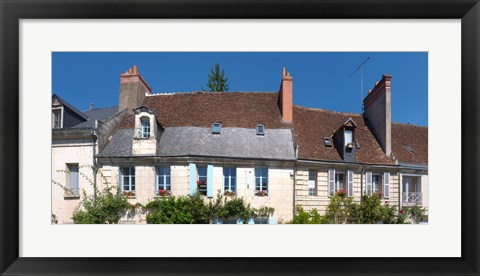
xmin=344 ymin=129 xmax=353 ymax=147
xmin=212 ymin=123 xmax=221 ymax=134
xmin=323 ymin=137 xmax=332 ymax=147
xmin=140 ymin=117 xmax=150 ymax=138
xmin=256 ymin=124 xmax=265 ymax=135
xmin=405 ymin=145 xmax=414 ymax=153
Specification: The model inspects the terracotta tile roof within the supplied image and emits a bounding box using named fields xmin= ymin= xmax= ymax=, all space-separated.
xmin=293 ymin=106 xmax=393 ymax=165
xmin=119 ymin=92 xmax=291 ymax=129
xmin=392 ymin=123 xmax=428 ymax=166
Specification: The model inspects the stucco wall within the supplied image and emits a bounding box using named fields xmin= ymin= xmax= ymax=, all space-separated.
xmin=295 ymin=166 xmax=400 ymax=215
xmin=99 ymin=163 xmax=294 ymax=223
xmin=51 ymin=140 xmax=95 ymax=224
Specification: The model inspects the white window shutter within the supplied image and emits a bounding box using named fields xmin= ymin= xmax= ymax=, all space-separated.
xmin=366 ymin=172 xmax=372 ymax=196
xmin=347 ymin=170 xmax=354 ymax=197
xmin=328 ymin=169 xmax=335 ymax=197
xmin=383 ymin=172 xmax=390 ymax=199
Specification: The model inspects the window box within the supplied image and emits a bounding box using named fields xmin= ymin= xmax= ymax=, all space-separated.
xmin=123 ymin=191 xmax=136 ymax=198
xmin=224 ymin=190 xmax=236 ymax=197
xmin=255 ymin=190 xmax=267 ymax=197
xmin=157 ymin=189 xmax=171 ymax=197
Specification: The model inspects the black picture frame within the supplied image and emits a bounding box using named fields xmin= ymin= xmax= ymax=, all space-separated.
xmin=1 ymin=0 xmax=478 ymax=275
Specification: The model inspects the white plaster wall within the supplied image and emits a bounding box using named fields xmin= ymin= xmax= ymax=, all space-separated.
xmin=51 ymin=141 xmax=95 ymax=224
xmin=295 ymin=167 xmax=400 ymax=215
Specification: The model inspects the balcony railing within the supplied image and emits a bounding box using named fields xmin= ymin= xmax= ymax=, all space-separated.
xmin=402 ymin=192 xmax=422 ymax=205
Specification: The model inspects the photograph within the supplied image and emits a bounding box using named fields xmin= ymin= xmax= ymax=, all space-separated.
xmin=51 ymin=52 xmax=428 ymax=225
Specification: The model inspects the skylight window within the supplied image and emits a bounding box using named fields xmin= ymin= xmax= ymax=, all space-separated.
xmin=212 ymin=123 xmax=221 ymax=134
xmin=256 ymin=124 xmax=265 ymax=135
xmin=324 ymin=137 xmax=332 ymax=147
xmin=405 ymin=145 xmax=414 ymax=153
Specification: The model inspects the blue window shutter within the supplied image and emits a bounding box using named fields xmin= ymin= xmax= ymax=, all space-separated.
xmin=207 ymin=165 xmax=214 ymax=197
xmin=189 ymin=163 xmax=196 ymax=195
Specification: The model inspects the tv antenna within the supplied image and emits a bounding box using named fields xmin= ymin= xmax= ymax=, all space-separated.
xmin=349 ymin=55 xmax=371 ymax=111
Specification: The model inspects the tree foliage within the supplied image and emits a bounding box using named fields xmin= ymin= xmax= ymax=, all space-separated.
xmin=203 ymin=63 xmax=229 ymax=92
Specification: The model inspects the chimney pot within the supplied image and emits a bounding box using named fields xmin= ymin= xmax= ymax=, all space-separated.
xmin=133 ymin=65 xmax=138 ymax=75
xmin=282 ymin=67 xmax=286 ymax=77
xmin=129 ymin=68 xmax=133 ymax=74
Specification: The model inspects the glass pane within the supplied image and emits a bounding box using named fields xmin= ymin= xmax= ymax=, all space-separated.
xmin=309 ymin=170 xmax=315 ymax=181
xmin=344 ymin=130 xmax=353 ymax=145
xmin=166 ymin=176 xmax=171 ymax=185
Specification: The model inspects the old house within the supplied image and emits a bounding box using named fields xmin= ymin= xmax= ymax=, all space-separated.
xmin=51 ymin=66 xmax=428 ymax=224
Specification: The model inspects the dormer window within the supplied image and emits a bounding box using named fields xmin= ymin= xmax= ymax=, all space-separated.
xmin=212 ymin=123 xmax=221 ymax=134
xmin=324 ymin=137 xmax=332 ymax=147
xmin=256 ymin=124 xmax=265 ymax=135
xmin=344 ymin=129 xmax=353 ymax=147
xmin=140 ymin=117 xmax=150 ymax=138
xmin=53 ymin=109 xmax=62 ymax=129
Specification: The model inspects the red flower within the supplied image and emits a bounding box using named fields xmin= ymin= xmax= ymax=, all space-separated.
xmin=399 ymin=210 xmax=404 ymax=214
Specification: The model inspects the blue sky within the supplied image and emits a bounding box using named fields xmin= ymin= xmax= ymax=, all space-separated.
xmin=52 ymin=52 xmax=428 ymax=126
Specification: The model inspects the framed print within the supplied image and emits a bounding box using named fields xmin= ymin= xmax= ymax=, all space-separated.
xmin=1 ymin=0 xmax=479 ymax=275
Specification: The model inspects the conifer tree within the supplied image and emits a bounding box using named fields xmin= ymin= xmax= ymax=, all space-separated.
xmin=203 ymin=63 xmax=229 ymax=92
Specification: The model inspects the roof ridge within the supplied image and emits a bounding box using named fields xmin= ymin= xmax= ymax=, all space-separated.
xmin=147 ymin=91 xmax=278 ymax=96
xmin=294 ymin=105 xmax=361 ymax=117
xmin=392 ymin=122 xmax=428 ymax=128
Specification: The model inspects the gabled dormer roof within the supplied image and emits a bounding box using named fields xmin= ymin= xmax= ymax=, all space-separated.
xmin=52 ymin=94 xmax=89 ymax=121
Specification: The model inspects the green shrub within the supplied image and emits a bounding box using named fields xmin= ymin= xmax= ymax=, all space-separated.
xmin=72 ymin=186 xmax=132 ymax=224
xmin=291 ymin=206 xmax=325 ymax=224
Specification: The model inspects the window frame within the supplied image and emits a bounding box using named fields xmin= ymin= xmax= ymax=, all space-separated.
xmin=335 ymin=171 xmax=346 ymax=192
xmin=196 ymin=165 xmax=208 ymax=196
xmin=140 ymin=116 xmax=151 ymax=138
xmin=254 ymin=167 xmax=268 ymax=195
xmin=308 ymin=169 xmax=317 ymax=196
xmin=65 ymin=163 xmax=79 ymax=197
xmin=223 ymin=167 xmax=236 ymax=193
xmin=372 ymin=172 xmax=383 ymax=195
xmin=256 ymin=124 xmax=265 ymax=135
xmin=155 ymin=165 xmax=171 ymax=193
xmin=53 ymin=108 xmax=62 ymax=129
xmin=120 ymin=166 xmax=136 ymax=193
xmin=212 ymin=122 xmax=222 ymax=134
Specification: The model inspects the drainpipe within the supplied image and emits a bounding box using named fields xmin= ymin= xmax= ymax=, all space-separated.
xmin=398 ymin=172 xmax=401 ymax=209
xmin=92 ymin=129 xmax=98 ymax=203
xmin=293 ymin=162 xmax=297 ymax=218
xmin=360 ymin=164 xmax=367 ymax=202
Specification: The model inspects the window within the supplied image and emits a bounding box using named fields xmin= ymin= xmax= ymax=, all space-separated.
xmin=197 ymin=166 xmax=207 ymax=196
xmin=53 ymin=110 xmax=62 ymax=128
xmin=344 ymin=129 xmax=353 ymax=146
xmin=256 ymin=124 xmax=265 ymax=135
xmin=372 ymin=173 xmax=383 ymax=195
xmin=323 ymin=137 xmax=332 ymax=147
xmin=66 ymin=164 xmax=79 ymax=197
xmin=156 ymin=166 xmax=171 ymax=193
xmin=402 ymin=176 xmax=421 ymax=204
xmin=224 ymin=167 xmax=236 ymax=193
xmin=140 ymin=117 xmax=150 ymax=138
xmin=121 ymin=167 xmax=135 ymax=193
xmin=335 ymin=171 xmax=346 ymax=192
xmin=255 ymin=168 xmax=268 ymax=195
xmin=212 ymin=123 xmax=221 ymax=134
xmin=366 ymin=172 xmax=390 ymax=198
xmin=308 ymin=169 xmax=317 ymax=196
xmin=329 ymin=169 xmax=354 ymax=197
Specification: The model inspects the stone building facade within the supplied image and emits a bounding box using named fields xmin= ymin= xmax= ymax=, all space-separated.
xmin=52 ymin=66 xmax=428 ymax=224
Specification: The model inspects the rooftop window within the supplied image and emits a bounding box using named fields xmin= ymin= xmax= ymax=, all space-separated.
xmin=256 ymin=124 xmax=265 ymax=135
xmin=212 ymin=123 xmax=221 ymax=134
xmin=323 ymin=137 xmax=332 ymax=147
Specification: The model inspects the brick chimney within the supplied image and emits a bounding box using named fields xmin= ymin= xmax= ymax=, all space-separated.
xmin=279 ymin=67 xmax=293 ymax=123
xmin=363 ymin=74 xmax=392 ymax=157
xmin=118 ymin=65 xmax=152 ymax=112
